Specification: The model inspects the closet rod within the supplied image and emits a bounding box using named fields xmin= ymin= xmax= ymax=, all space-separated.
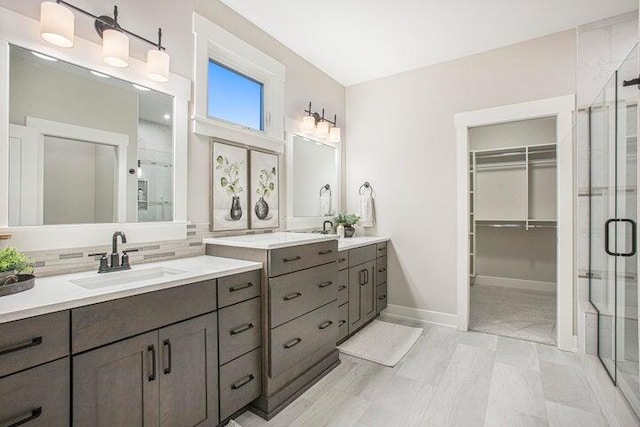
xmin=475 ymin=151 xmax=526 ymax=159
xmin=476 ymin=163 xmax=526 ymax=171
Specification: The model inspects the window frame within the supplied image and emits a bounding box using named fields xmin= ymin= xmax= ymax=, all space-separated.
xmin=193 ymin=14 xmax=285 ymax=153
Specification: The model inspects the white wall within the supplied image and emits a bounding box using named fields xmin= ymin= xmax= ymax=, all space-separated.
xmin=346 ymin=30 xmax=576 ymax=316
xmin=0 ymin=0 xmax=346 ymax=226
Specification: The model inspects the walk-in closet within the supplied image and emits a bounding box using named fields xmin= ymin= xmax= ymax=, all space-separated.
xmin=468 ymin=117 xmax=558 ymax=345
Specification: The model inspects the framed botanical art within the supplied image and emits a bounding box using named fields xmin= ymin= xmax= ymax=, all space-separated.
xmin=212 ymin=142 xmax=248 ymax=231
xmin=250 ymin=150 xmax=279 ymax=229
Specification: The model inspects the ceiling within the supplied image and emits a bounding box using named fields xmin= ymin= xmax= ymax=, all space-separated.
xmin=220 ymin=0 xmax=638 ymax=86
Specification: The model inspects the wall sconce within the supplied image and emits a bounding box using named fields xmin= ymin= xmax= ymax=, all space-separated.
xmin=302 ymin=102 xmax=341 ymax=143
xmin=39 ymin=1 xmax=170 ymax=82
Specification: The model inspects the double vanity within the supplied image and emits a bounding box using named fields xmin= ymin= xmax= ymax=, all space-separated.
xmin=0 ymin=233 xmax=389 ymax=426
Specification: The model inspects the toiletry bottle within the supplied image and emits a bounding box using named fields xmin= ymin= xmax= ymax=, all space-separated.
xmin=337 ymin=223 xmax=345 ymax=239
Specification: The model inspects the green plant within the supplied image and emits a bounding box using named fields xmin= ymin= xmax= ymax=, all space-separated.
xmin=256 ymin=167 xmax=276 ymax=198
xmin=334 ymin=212 xmax=360 ymax=227
xmin=0 ymin=247 xmax=33 ymax=285
xmin=215 ymin=155 xmax=244 ymax=197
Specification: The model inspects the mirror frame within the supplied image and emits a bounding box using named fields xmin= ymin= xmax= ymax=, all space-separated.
xmin=285 ymin=116 xmax=342 ymax=230
xmin=0 ymin=6 xmax=191 ymax=251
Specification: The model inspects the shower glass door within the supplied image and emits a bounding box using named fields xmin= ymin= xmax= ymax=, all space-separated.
xmin=591 ymin=44 xmax=640 ymax=416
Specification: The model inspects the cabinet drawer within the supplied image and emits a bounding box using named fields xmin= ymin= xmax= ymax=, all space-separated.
xmin=218 ymin=269 xmax=261 ymax=308
xmin=0 ymin=311 xmax=69 ymax=378
xmin=337 ymin=250 xmax=349 ymax=271
xmin=376 ymin=256 xmax=387 ymax=286
xmin=376 ymin=242 xmax=387 ymax=258
xmin=337 ymin=303 xmax=349 ymax=342
xmin=337 ymin=269 xmax=349 ymax=306
xmin=270 ymin=302 xmax=337 ymax=378
xmin=72 ymin=280 xmax=217 ymax=353
xmin=218 ymin=297 xmax=261 ymax=365
xmin=269 ymin=262 xmax=337 ymax=328
xmin=269 ymin=240 xmax=337 ymax=277
xmin=219 ymin=347 xmax=261 ymax=421
xmin=349 ymin=244 xmax=376 ymax=267
xmin=377 ymin=283 xmax=388 ymax=313
xmin=0 ymin=358 xmax=69 ymax=427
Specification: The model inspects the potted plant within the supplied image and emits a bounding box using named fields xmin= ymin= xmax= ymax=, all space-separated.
xmin=0 ymin=247 xmax=35 ymax=296
xmin=216 ymin=155 xmax=244 ymax=220
xmin=334 ymin=212 xmax=360 ymax=238
xmin=255 ymin=167 xmax=276 ymax=220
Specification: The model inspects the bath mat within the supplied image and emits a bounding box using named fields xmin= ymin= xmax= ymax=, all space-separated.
xmin=337 ymin=319 xmax=422 ymax=367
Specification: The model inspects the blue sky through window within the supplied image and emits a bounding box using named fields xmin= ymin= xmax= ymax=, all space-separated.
xmin=207 ymin=60 xmax=264 ymax=131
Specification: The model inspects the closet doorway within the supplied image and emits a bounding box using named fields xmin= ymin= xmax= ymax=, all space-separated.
xmin=455 ymin=96 xmax=575 ymax=350
xmin=468 ymin=118 xmax=557 ymax=345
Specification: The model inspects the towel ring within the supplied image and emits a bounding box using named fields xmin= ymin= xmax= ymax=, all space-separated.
xmin=319 ymin=184 xmax=331 ymax=196
xmin=359 ymin=182 xmax=373 ymax=195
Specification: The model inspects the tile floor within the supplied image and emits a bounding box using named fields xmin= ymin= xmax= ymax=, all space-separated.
xmin=234 ymin=322 xmax=609 ymax=427
xmin=470 ymin=285 xmax=557 ymax=345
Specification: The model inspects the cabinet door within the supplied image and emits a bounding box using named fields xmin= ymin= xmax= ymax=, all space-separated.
xmin=361 ymin=261 xmax=377 ymax=323
xmin=348 ymin=266 xmax=364 ymax=333
xmin=73 ymin=331 xmax=159 ymax=427
xmin=159 ymin=312 xmax=218 ymax=427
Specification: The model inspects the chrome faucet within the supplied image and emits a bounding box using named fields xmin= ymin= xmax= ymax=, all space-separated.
xmin=322 ymin=220 xmax=334 ymax=234
xmin=89 ymin=231 xmax=138 ymax=273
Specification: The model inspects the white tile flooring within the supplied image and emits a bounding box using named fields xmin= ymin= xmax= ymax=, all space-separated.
xmin=470 ymin=285 xmax=557 ymax=345
xmin=234 ymin=322 xmax=609 ymax=427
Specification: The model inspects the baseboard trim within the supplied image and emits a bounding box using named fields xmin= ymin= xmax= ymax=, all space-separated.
xmin=382 ymin=304 xmax=458 ymax=328
xmin=474 ymin=275 xmax=555 ymax=293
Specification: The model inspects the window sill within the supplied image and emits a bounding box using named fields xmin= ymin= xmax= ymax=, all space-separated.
xmin=193 ymin=116 xmax=285 ymax=153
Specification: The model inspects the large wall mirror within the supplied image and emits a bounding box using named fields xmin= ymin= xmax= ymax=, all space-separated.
xmin=8 ymin=44 xmax=174 ymax=226
xmin=285 ymin=118 xmax=341 ymax=229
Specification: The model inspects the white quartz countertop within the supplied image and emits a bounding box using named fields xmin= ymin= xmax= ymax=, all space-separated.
xmin=203 ymin=232 xmax=338 ymax=250
xmin=338 ymin=236 xmax=390 ymax=251
xmin=0 ymin=255 xmax=262 ymax=324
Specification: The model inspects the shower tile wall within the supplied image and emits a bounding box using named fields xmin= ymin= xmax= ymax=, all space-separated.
xmin=576 ymin=11 xmax=638 ymax=354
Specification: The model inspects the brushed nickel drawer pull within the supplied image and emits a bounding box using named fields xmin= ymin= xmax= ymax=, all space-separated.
xmin=230 ymin=323 xmax=254 ymax=335
xmin=7 ymin=407 xmax=42 ymax=427
xmin=378 ymin=268 xmax=387 ymax=273
xmin=338 ymin=258 xmax=347 ymax=263
xmin=318 ymin=281 xmax=333 ymax=288
xmin=284 ymin=337 xmax=302 ymax=349
xmin=0 ymin=337 xmax=43 ymax=357
xmin=338 ymin=285 xmax=347 ymax=291
xmin=284 ymin=292 xmax=302 ymax=301
xmin=378 ymin=247 xmax=385 ymax=251
xmin=231 ymin=374 xmax=255 ymax=390
xmin=319 ymin=249 xmax=333 ymax=255
xmin=230 ymin=282 xmax=253 ymax=292
xmin=338 ymin=320 xmax=346 ymax=327
xmin=318 ymin=320 xmax=333 ymax=330
xmin=378 ymin=295 xmax=387 ymax=300
xmin=283 ymin=256 xmax=302 ymax=263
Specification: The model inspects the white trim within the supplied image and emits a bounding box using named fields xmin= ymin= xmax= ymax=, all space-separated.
xmin=381 ymin=304 xmax=458 ymax=328
xmin=25 ymin=117 xmax=129 ymax=223
xmin=284 ymin=116 xmax=342 ymax=230
xmin=192 ymin=13 xmax=285 ymax=152
xmin=0 ymin=6 xmax=191 ymax=249
xmin=455 ymin=95 xmax=575 ymax=351
xmin=473 ymin=275 xmax=556 ymax=293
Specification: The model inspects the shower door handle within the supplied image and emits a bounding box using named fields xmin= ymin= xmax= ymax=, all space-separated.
xmin=605 ymin=218 xmax=637 ymax=257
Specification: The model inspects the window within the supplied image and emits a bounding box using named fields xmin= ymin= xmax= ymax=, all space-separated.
xmin=207 ymin=60 xmax=264 ymax=131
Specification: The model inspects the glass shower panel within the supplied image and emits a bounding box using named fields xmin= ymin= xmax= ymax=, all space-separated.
xmin=590 ymin=71 xmax=618 ymax=380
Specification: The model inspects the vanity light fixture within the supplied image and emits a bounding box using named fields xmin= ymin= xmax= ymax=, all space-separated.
xmin=302 ymin=102 xmax=341 ymax=142
xmin=39 ymin=1 xmax=170 ymax=80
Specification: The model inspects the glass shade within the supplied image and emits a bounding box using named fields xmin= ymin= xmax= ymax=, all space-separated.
xmin=315 ymin=120 xmax=329 ymax=138
xmin=302 ymin=115 xmax=315 ymax=135
xmin=40 ymin=1 xmax=75 ymax=48
xmin=103 ymin=29 xmax=129 ymax=68
xmin=329 ymin=126 xmax=341 ymax=142
xmin=147 ymin=49 xmax=170 ymax=82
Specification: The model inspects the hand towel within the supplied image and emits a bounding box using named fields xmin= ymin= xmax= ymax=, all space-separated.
xmin=359 ymin=194 xmax=375 ymax=227
xmin=320 ymin=193 xmax=332 ymax=216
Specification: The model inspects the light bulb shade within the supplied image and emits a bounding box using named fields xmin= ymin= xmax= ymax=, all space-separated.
xmin=103 ymin=29 xmax=129 ymax=68
xmin=315 ymin=120 xmax=330 ymax=138
xmin=302 ymin=115 xmax=315 ymax=134
xmin=40 ymin=1 xmax=75 ymax=48
xmin=329 ymin=126 xmax=341 ymax=142
xmin=147 ymin=49 xmax=170 ymax=82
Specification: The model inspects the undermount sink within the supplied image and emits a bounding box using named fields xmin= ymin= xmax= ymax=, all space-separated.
xmin=71 ymin=266 xmax=187 ymax=290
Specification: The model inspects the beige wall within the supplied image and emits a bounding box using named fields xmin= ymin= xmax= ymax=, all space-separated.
xmin=345 ymin=30 xmax=576 ymax=316
xmin=0 ymin=0 xmax=346 ymax=225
